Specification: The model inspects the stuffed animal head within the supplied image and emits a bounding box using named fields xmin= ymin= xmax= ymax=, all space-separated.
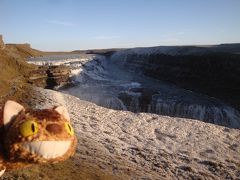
xmin=2 ymin=100 xmax=77 ymax=163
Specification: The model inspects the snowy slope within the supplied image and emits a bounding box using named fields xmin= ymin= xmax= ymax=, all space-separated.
xmin=15 ymin=87 xmax=239 ymax=179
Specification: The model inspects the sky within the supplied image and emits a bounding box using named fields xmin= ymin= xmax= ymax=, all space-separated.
xmin=0 ymin=0 xmax=240 ymax=51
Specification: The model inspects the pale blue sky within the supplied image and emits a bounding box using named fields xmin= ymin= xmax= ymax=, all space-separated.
xmin=0 ymin=0 xmax=240 ymax=51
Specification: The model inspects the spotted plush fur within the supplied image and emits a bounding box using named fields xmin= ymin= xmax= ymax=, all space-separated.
xmin=0 ymin=101 xmax=77 ymax=177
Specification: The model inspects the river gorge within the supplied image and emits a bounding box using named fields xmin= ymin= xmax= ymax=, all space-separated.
xmin=27 ymin=47 xmax=240 ymax=128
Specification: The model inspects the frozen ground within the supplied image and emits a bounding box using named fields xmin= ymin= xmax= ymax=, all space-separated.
xmin=11 ymin=87 xmax=239 ymax=179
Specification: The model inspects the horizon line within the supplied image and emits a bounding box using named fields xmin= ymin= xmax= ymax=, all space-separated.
xmin=35 ymin=42 xmax=240 ymax=52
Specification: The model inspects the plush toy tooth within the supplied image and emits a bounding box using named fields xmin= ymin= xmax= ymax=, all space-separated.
xmin=22 ymin=141 xmax=71 ymax=159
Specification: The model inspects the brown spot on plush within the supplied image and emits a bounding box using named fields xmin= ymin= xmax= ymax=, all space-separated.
xmin=29 ymin=109 xmax=62 ymax=121
xmin=46 ymin=124 xmax=62 ymax=134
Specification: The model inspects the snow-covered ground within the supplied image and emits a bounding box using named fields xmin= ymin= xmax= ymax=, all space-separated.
xmin=25 ymin=87 xmax=240 ymax=179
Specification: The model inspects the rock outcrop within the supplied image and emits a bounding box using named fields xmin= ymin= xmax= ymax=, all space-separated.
xmin=28 ymin=65 xmax=71 ymax=89
xmin=0 ymin=35 xmax=5 ymax=49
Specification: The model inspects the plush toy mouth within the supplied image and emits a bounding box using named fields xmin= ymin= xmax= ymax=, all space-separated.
xmin=22 ymin=141 xmax=71 ymax=159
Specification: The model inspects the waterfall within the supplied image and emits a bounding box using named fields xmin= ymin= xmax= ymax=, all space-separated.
xmin=128 ymin=94 xmax=141 ymax=112
xmin=118 ymin=91 xmax=240 ymax=128
xmin=149 ymin=101 xmax=240 ymax=127
xmin=104 ymin=97 xmax=127 ymax=110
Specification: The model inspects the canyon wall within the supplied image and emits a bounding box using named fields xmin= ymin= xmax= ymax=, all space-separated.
xmin=111 ymin=47 xmax=240 ymax=110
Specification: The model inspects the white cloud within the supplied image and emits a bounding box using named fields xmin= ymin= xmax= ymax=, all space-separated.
xmin=47 ymin=20 xmax=76 ymax=26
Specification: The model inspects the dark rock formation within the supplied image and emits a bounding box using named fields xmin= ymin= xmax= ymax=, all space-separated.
xmin=0 ymin=35 xmax=5 ymax=49
xmin=28 ymin=65 xmax=71 ymax=89
xmin=145 ymin=53 xmax=240 ymax=111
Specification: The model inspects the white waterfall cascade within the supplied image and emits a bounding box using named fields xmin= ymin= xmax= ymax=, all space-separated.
xmin=122 ymin=93 xmax=240 ymax=128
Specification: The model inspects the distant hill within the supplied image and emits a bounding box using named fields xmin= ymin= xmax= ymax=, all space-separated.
xmin=211 ymin=43 xmax=240 ymax=54
xmin=72 ymin=43 xmax=240 ymax=57
xmin=110 ymin=43 xmax=240 ymax=57
xmin=72 ymin=48 xmax=124 ymax=57
xmin=5 ymin=43 xmax=43 ymax=58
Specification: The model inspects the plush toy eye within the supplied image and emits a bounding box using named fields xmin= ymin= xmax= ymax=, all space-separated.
xmin=65 ymin=122 xmax=74 ymax=136
xmin=20 ymin=120 xmax=38 ymax=137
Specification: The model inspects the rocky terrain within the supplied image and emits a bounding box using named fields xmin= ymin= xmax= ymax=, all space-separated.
xmin=2 ymin=87 xmax=240 ymax=179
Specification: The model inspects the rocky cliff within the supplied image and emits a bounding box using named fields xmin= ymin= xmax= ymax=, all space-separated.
xmin=28 ymin=65 xmax=71 ymax=89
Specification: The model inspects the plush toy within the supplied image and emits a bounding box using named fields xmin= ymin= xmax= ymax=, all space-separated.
xmin=0 ymin=100 xmax=77 ymax=177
